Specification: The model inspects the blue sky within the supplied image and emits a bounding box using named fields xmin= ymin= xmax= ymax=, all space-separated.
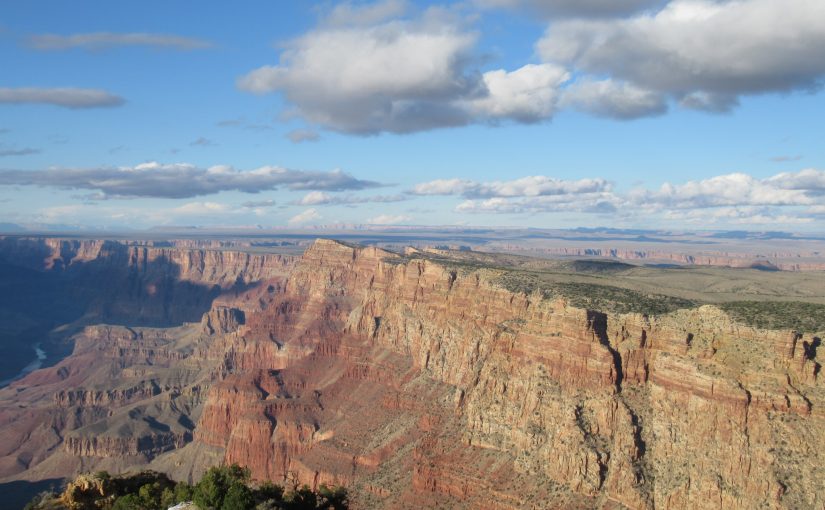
xmin=1 ymin=0 xmax=824 ymax=230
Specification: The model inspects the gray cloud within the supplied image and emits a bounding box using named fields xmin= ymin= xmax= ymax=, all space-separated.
xmin=560 ymin=78 xmax=667 ymax=119
xmin=474 ymin=0 xmax=662 ymax=19
xmin=0 ymin=87 xmax=124 ymax=108
xmin=217 ymin=118 xmax=273 ymax=131
xmin=286 ymin=129 xmax=321 ymax=143
xmin=26 ymin=32 xmax=212 ymax=51
xmin=241 ymin=199 xmax=277 ymax=208
xmin=770 ymin=155 xmax=802 ymax=163
xmin=537 ymin=0 xmax=825 ymax=115
xmin=0 ymin=161 xmax=383 ymax=199
xmin=0 ymin=147 xmax=40 ymax=157
xmin=190 ymin=137 xmax=217 ymax=147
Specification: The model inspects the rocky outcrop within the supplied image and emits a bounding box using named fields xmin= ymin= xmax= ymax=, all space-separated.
xmin=202 ymin=306 xmax=245 ymax=335
xmin=63 ymin=431 xmax=192 ymax=458
xmin=192 ymin=239 xmax=824 ymax=509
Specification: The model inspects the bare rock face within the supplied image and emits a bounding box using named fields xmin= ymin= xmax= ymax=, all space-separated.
xmin=1 ymin=238 xmax=822 ymax=509
xmin=196 ymin=239 xmax=823 ymax=509
xmin=202 ymin=306 xmax=245 ymax=335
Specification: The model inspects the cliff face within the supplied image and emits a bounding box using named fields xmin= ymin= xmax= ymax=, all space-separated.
xmin=1 ymin=238 xmax=822 ymax=509
xmin=190 ymin=240 xmax=823 ymax=509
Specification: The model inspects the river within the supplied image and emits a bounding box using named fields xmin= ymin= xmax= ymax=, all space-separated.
xmin=0 ymin=344 xmax=47 ymax=387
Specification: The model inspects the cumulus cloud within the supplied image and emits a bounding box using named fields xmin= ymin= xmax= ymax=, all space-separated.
xmin=26 ymin=32 xmax=212 ymax=51
xmin=411 ymin=175 xmax=611 ymax=198
xmin=237 ymin=5 xmax=583 ymax=133
xmin=537 ymin=0 xmax=825 ymax=115
xmin=467 ymin=64 xmax=569 ymax=122
xmin=0 ymin=87 xmax=125 ymax=108
xmin=765 ymin=168 xmax=825 ymax=193
xmin=294 ymin=191 xmax=408 ymax=206
xmin=0 ymin=161 xmax=382 ymax=199
xmin=560 ymin=78 xmax=667 ymax=119
xmin=474 ymin=0 xmax=662 ymax=19
xmin=238 ymin=7 xmax=482 ymax=134
xmin=366 ymin=213 xmax=412 ymax=224
xmin=288 ymin=208 xmax=322 ymax=226
xmin=635 ymin=171 xmax=823 ymax=208
xmin=417 ymin=169 xmax=825 ymax=226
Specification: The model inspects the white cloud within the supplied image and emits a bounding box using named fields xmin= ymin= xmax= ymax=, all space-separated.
xmin=0 ymin=87 xmax=124 ymax=108
xmin=537 ymin=0 xmax=825 ymax=114
xmin=635 ymin=172 xmax=817 ymax=208
xmin=411 ymin=175 xmax=611 ymax=198
xmin=418 ymin=168 xmax=825 ymax=226
xmin=237 ymin=7 xmax=582 ymax=133
xmin=25 ymin=32 xmax=212 ymax=51
xmin=366 ymin=214 xmax=412 ymax=224
xmin=172 ymin=202 xmax=233 ymax=215
xmin=467 ymin=64 xmax=569 ymax=122
xmin=295 ymin=190 xmax=408 ymax=205
xmin=288 ymin=208 xmax=322 ymax=226
xmin=766 ymin=168 xmax=825 ymax=192
xmin=456 ymin=193 xmax=621 ymax=214
xmin=663 ymin=206 xmax=814 ymax=225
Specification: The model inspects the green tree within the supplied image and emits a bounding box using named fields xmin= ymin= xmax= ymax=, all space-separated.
xmin=283 ymin=485 xmax=317 ymax=510
xmin=174 ymin=481 xmax=194 ymax=502
xmin=195 ymin=464 xmax=251 ymax=509
xmin=138 ymin=481 xmax=162 ymax=508
xmin=112 ymin=493 xmax=146 ymax=510
xmin=161 ymin=487 xmax=176 ymax=508
xmin=222 ymin=482 xmax=255 ymax=510
xmin=317 ymin=485 xmax=348 ymax=510
xmin=254 ymin=481 xmax=284 ymax=503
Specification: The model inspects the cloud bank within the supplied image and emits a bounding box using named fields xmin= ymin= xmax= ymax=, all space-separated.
xmin=237 ymin=0 xmax=825 ymax=132
xmin=26 ymin=32 xmax=213 ymax=51
xmin=0 ymin=87 xmax=125 ymax=108
xmin=0 ymin=162 xmax=383 ymax=199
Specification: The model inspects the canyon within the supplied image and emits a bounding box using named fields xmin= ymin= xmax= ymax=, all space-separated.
xmin=0 ymin=236 xmax=823 ymax=509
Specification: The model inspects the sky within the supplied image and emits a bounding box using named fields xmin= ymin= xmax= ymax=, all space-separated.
xmin=0 ymin=0 xmax=824 ymax=231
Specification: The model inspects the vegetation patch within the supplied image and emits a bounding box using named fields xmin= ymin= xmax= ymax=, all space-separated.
xmin=495 ymin=271 xmax=697 ymax=316
xmin=719 ymin=301 xmax=825 ymax=333
xmin=25 ymin=465 xmax=348 ymax=510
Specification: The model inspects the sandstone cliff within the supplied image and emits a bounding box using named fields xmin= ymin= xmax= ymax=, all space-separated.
xmin=1 ymin=238 xmax=822 ymax=509
xmin=189 ymin=239 xmax=823 ymax=509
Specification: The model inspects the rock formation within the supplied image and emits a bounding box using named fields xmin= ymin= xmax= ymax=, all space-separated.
xmin=0 ymin=238 xmax=822 ymax=509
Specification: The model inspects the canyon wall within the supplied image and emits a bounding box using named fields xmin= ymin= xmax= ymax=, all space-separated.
xmin=1 ymin=238 xmax=822 ymax=509
xmin=191 ymin=240 xmax=823 ymax=509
